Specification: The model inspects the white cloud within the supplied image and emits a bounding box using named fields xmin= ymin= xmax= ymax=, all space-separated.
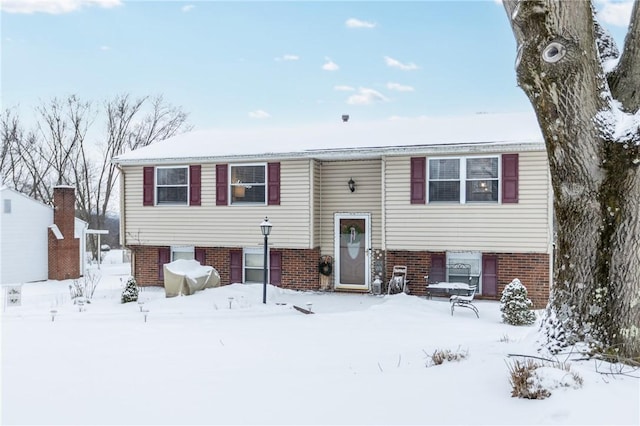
xmin=345 ymin=18 xmax=376 ymax=29
xmin=596 ymin=0 xmax=634 ymax=27
xmin=334 ymin=85 xmax=355 ymax=92
xmin=322 ymin=57 xmax=339 ymax=71
xmin=181 ymin=4 xmax=195 ymax=13
xmin=386 ymin=82 xmax=414 ymax=92
xmin=248 ymin=110 xmax=271 ymax=119
xmin=275 ymin=54 xmax=299 ymax=62
xmin=384 ymin=56 xmax=419 ymax=71
xmin=99 ymin=45 xmax=110 ymax=51
xmin=347 ymin=88 xmax=389 ymax=105
xmin=1 ymin=0 xmax=121 ymax=14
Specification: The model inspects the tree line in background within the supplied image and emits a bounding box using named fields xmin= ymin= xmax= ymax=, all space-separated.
xmin=0 ymin=94 xmax=192 ymax=258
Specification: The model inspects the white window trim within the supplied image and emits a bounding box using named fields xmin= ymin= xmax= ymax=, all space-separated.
xmin=171 ymin=245 xmax=194 ymax=261
xmin=427 ymin=155 xmax=500 ymax=204
xmin=229 ymin=163 xmax=267 ymax=206
xmin=446 ymin=251 xmax=482 ymax=293
xmin=243 ymin=246 xmax=269 ymax=283
xmin=156 ymin=166 xmax=189 ymax=206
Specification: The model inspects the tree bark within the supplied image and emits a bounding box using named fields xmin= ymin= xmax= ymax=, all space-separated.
xmin=503 ymin=0 xmax=640 ymax=359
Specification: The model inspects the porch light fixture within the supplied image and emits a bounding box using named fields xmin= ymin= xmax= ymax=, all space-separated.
xmin=348 ymin=178 xmax=356 ymax=193
xmin=260 ymin=217 xmax=272 ymax=304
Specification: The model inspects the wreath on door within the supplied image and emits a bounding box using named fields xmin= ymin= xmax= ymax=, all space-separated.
xmin=318 ymin=256 xmax=333 ymax=276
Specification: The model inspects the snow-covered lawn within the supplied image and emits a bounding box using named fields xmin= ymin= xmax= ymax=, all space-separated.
xmin=2 ymin=251 xmax=638 ymax=425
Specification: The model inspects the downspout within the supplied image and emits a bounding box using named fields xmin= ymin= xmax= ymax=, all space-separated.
xmin=547 ymin=166 xmax=555 ymax=293
xmin=116 ymin=164 xmax=126 ymax=249
xmin=381 ymin=157 xmax=386 ymax=251
xmin=309 ymin=159 xmax=315 ymax=249
xmin=115 ymin=163 xmax=130 ymax=274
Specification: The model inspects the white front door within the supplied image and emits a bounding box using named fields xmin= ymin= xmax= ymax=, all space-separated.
xmin=334 ymin=213 xmax=371 ymax=290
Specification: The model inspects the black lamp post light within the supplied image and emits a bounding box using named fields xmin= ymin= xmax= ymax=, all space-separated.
xmin=260 ymin=217 xmax=272 ymax=304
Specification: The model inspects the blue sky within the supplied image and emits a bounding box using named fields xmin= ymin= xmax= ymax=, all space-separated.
xmin=0 ymin=0 xmax=634 ymax=130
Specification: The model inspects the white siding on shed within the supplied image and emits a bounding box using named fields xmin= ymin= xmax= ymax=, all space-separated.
xmin=0 ymin=189 xmax=52 ymax=284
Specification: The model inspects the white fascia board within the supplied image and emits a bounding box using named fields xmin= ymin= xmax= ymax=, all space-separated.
xmin=113 ymin=140 xmax=545 ymax=166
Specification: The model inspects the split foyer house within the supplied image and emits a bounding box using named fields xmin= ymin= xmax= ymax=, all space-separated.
xmin=113 ymin=113 xmax=553 ymax=308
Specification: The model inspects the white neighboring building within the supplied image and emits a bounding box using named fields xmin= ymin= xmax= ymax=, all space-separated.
xmin=0 ymin=186 xmax=87 ymax=285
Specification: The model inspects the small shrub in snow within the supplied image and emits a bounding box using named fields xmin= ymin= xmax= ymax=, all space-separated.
xmin=507 ymin=359 xmax=551 ymax=399
xmin=121 ymin=277 xmax=139 ymax=303
xmin=507 ymin=358 xmax=583 ymax=399
xmin=425 ymin=347 xmax=468 ymax=367
xmin=499 ymin=334 xmax=511 ymax=343
xmin=500 ymin=278 xmax=536 ymax=326
xmin=69 ymin=269 xmax=100 ymax=301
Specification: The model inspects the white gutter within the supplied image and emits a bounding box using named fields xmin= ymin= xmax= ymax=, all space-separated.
xmin=112 ymin=140 xmax=545 ymax=167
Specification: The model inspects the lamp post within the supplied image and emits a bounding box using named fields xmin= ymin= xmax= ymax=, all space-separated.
xmin=260 ymin=217 xmax=272 ymax=304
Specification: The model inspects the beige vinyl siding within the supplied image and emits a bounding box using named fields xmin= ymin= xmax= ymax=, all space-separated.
xmin=122 ymin=160 xmax=313 ymax=248
xmin=384 ymin=151 xmax=551 ymax=253
xmin=317 ymin=160 xmax=382 ymax=256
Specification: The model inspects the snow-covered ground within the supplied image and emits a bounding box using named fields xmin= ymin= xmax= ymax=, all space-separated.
xmin=2 ymin=250 xmax=638 ymax=425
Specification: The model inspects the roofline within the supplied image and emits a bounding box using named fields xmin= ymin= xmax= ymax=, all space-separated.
xmin=112 ymin=139 xmax=545 ymax=166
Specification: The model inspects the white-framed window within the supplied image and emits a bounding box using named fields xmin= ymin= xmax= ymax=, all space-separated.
xmin=156 ymin=166 xmax=189 ymax=205
xmin=3 ymin=199 xmax=11 ymax=214
xmin=466 ymin=157 xmax=499 ymax=202
xmin=428 ymin=156 xmax=499 ymax=203
xmin=244 ymin=247 xmax=267 ymax=283
xmin=230 ymin=164 xmax=266 ymax=205
xmin=171 ymin=245 xmax=194 ymax=261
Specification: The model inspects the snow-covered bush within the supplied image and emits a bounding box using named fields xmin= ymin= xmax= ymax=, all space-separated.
xmin=500 ymin=278 xmax=536 ymax=325
xmin=121 ymin=276 xmax=139 ymax=304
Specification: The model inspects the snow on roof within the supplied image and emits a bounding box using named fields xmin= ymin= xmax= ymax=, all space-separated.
xmin=113 ymin=112 xmax=544 ymax=165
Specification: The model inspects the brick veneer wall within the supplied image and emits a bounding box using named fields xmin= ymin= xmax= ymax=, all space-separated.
xmin=278 ymin=248 xmax=321 ymax=290
xmin=498 ymin=253 xmax=550 ymax=309
xmin=385 ymin=250 xmax=550 ymax=309
xmin=48 ymin=187 xmax=80 ymax=280
xmin=130 ymin=245 xmax=322 ymax=291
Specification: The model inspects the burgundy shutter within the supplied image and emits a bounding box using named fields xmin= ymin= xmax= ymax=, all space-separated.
xmin=143 ymin=166 xmax=154 ymax=206
xmin=229 ymin=250 xmax=242 ymax=283
xmin=189 ymin=165 xmax=201 ymax=206
xmin=269 ymin=250 xmax=282 ymax=286
xmin=158 ymin=247 xmax=170 ymax=280
xmin=267 ymin=162 xmax=281 ymax=205
xmin=410 ymin=157 xmax=426 ymax=204
xmin=502 ymin=154 xmax=519 ymax=203
xmin=482 ymin=254 xmax=498 ymax=296
xmin=429 ymin=253 xmax=446 ymax=283
xmin=195 ymin=248 xmax=206 ymax=265
xmin=216 ymin=164 xmax=228 ymax=206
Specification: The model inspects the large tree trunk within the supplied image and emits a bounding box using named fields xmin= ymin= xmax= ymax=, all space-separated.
xmin=503 ymin=0 xmax=640 ymax=359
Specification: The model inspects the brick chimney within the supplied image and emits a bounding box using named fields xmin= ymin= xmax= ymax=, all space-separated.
xmin=48 ymin=186 xmax=80 ymax=280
